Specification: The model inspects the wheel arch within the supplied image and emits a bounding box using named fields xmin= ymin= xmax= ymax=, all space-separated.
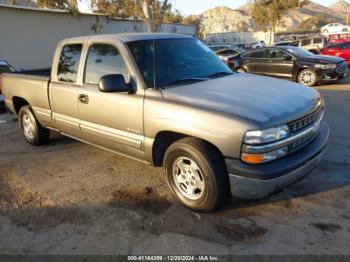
xmin=152 ymin=131 xmax=225 ymax=167
xmin=12 ymin=96 xmax=30 ymax=114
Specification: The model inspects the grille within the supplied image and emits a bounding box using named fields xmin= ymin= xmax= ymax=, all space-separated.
xmin=289 ymin=128 xmax=318 ymax=153
xmin=288 ymin=107 xmax=323 ymax=134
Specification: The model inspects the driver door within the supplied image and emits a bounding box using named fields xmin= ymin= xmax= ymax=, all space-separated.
xmin=77 ymin=42 xmax=145 ymax=158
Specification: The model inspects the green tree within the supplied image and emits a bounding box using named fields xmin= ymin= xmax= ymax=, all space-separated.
xmin=298 ymin=14 xmax=331 ymax=31
xmin=91 ymin=0 xmax=183 ymax=32
xmin=29 ymin=0 xmax=78 ymax=14
xmin=251 ymin=0 xmax=310 ymax=44
xmin=91 ymin=0 xmax=143 ymax=19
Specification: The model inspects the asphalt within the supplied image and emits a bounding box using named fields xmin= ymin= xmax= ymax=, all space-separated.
xmin=0 ymin=77 xmax=349 ymax=255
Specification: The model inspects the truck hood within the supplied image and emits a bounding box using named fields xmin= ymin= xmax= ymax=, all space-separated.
xmin=161 ymin=74 xmax=321 ymax=128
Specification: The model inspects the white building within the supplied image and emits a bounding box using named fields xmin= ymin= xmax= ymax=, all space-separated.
xmin=0 ymin=4 xmax=196 ymax=69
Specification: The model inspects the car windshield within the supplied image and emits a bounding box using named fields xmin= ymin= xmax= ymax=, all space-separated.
xmin=284 ymin=47 xmax=314 ymax=58
xmin=127 ymin=38 xmax=232 ymax=89
xmin=0 ymin=60 xmax=15 ymax=74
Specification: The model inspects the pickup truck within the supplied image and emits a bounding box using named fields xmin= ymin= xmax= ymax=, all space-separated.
xmin=1 ymin=33 xmax=329 ymax=212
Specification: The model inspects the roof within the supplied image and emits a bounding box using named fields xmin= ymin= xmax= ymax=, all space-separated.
xmin=63 ymin=33 xmax=194 ymax=43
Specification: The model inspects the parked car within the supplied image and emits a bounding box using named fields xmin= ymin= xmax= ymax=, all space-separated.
xmin=276 ymin=37 xmax=328 ymax=54
xmin=320 ymin=41 xmax=350 ymax=66
xmin=2 ymin=34 xmax=329 ymax=211
xmin=251 ymin=40 xmax=265 ymax=49
xmin=328 ymin=33 xmax=350 ymax=44
xmin=0 ymin=59 xmax=16 ymax=110
xmin=208 ymin=45 xmax=231 ymax=52
xmin=215 ymin=47 xmax=245 ymax=69
xmin=321 ymin=23 xmax=350 ymax=34
xmin=298 ymin=36 xmax=327 ymax=54
xmin=274 ymin=41 xmax=299 ymax=47
xmin=232 ymin=46 xmax=347 ymax=86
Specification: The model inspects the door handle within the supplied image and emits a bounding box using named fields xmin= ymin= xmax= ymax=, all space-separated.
xmin=79 ymin=94 xmax=89 ymax=104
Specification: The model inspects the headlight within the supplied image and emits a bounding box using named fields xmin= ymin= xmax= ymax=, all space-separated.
xmin=243 ymin=125 xmax=289 ymax=144
xmin=315 ymin=64 xmax=336 ymax=70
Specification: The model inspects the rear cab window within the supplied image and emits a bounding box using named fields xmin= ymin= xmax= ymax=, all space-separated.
xmin=57 ymin=44 xmax=83 ymax=83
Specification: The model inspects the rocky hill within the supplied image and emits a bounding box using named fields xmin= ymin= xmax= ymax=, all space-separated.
xmin=197 ymin=0 xmax=349 ymax=35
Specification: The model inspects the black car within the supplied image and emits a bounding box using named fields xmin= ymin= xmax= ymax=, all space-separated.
xmin=0 ymin=59 xmax=16 ymax=110
xmin=232 ymin=46 xmax=348 ymax=86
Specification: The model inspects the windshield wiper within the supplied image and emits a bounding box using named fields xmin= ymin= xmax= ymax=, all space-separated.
xmin=160 ymin=78 xmax=209 ymax=88
xmin=207 ymin=72 xmax=233 ymax=79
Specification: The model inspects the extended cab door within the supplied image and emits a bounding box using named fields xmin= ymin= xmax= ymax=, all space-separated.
xmin=77 ymin=41 xmax=145 ymax=158
xmin=49 ymin=43 xmax=83 ymax=137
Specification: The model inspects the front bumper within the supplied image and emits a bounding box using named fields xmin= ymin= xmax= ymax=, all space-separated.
xmin=316 ymin=64 xmax=348 ymax=81
xmin=226 ymin=122 xmax=329 ymax=199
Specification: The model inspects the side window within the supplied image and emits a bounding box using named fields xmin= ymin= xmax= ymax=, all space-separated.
xmin=313 ymin=38 xmax=322 ymax=44
xmin=57 ymin=44 xmax=82 ymax=83
xmin=267 ymin=49 xmax=291 ymax=60
xmin=340 ymin=42 xmax=350 ymax=49
xmin=301 ymin=39 xmax=312 ymax=46
xmin=243 ymin=50 xmax=265 ymax=58
xmin=84 ymin=44 xmax=129 ymax=85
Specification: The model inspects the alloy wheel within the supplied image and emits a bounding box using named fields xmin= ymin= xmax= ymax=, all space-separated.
xmin=172 ymin=157 xmax=205 ymax=200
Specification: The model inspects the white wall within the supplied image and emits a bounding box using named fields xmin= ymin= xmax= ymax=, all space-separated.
xmin=204 ymin=31 xmax=274 ymax=46
xmin=0 ymin=5 xmax=196 ymax=69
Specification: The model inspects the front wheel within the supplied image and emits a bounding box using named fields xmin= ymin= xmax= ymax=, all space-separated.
xmin=163 ymin=137 xmax=229 ymax=212
xmin=297 ymin=69 xmax=317 ymax=87
xmin=19 ymin=105 xmax=50 ymax=146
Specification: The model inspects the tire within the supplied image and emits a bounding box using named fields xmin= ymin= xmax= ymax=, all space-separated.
xmin=163 ymin=137 xmax=229 ymax=212
xmin=19 ymin=105 xmax=49 ymax=146
xmin=322 ymin=29 xmax=328 ymax=33
xmin=236 ymin=67 xmax=247 ymax=73
xmin=297 ymin=68 xmax=317 ymax=87
xmin=342 ymin=28 xmax=348 ymax=33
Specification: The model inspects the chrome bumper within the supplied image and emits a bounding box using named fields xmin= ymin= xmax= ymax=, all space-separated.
xmin=228 ymin=148 xmax=324 ymax=199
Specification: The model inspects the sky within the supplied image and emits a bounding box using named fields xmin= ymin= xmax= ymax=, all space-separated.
xmin=169 ymin=0 xmax=350 ymax=16
xmin=78 ymin=0 xmax=350 ymax=15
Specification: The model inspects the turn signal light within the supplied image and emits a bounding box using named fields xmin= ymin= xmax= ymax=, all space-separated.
xmin=241 ymin=147 xmax=288 ymax=164
xmin=241 ymin=153 xmax=264 ymax=164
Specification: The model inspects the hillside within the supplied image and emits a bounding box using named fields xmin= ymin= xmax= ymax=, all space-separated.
xmin=197 ymin=0 xmax=349 ymax=35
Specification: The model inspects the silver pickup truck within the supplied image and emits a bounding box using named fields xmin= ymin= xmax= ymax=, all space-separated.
xmin=1 ymin=33 xmax=329 ymax=211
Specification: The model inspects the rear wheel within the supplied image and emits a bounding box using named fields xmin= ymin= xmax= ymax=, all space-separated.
xmin=164 ymin=137 xmax=229 ymax=212
xmin=19 ymin=105 xmax=49 ymax=146
xmin=342 ymin=28 xmax=348 ymax=33
xmin=297 ymin=69 xmax=317 ymax=87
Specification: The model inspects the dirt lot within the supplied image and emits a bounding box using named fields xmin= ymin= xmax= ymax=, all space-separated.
xmin=0 ymin=77 xmax=350 ymax=255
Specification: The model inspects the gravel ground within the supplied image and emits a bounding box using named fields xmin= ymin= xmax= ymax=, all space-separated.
xmin=0 ymin=77 xmax=350 ymax=255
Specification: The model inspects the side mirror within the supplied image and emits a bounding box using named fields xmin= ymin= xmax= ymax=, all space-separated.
xmin=98 ymin=74 xmax=133 ymax=93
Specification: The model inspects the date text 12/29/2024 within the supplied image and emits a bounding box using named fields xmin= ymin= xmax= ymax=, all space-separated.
xmin=127 ymin=256 xmax=219 ymax=261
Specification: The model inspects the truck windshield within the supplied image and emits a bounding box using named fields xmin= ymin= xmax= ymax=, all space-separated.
xmin=127 ymin=38 xmax=232 ymax=89
xmin=0 ymin=60 xmax=15 ymax=74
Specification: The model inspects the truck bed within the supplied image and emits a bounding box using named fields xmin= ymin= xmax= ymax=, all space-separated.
xmin=1 ymin=73 xmax=51 ymax=116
